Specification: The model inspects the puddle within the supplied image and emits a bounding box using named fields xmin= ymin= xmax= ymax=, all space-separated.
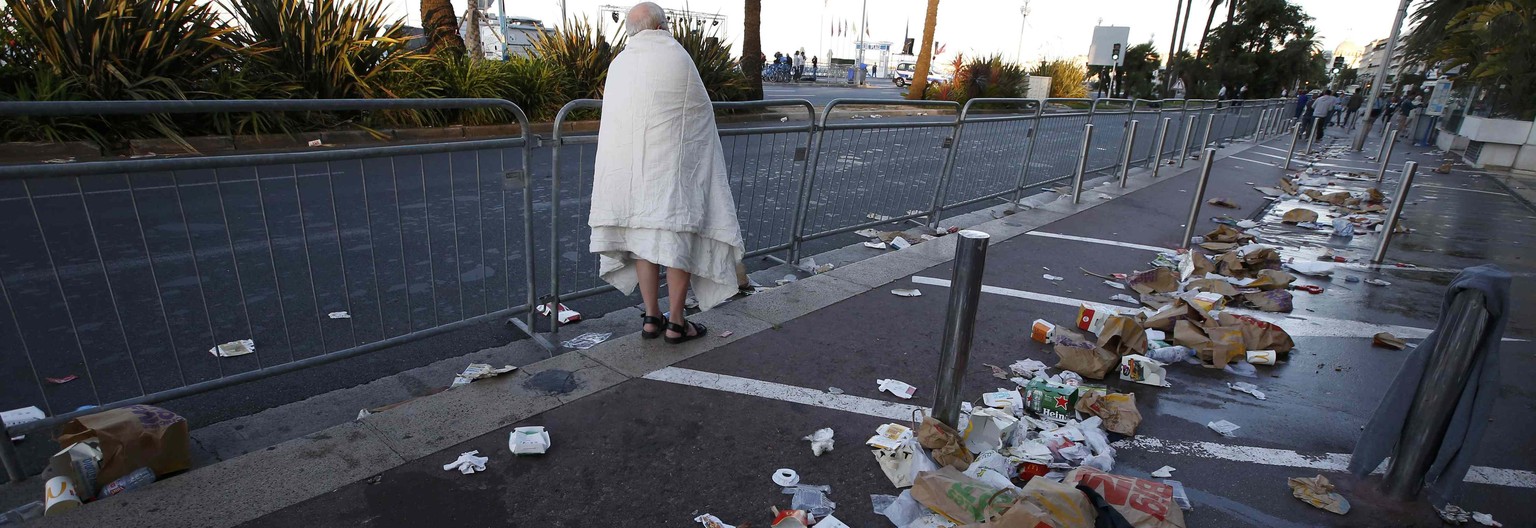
xmin=524 ymin=369 xmax=578 ymax=394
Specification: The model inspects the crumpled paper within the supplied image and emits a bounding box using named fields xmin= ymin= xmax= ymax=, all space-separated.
xmin=803 ymin=428 xmax=835 ymax=456
xmin=442 ymin=450 xmax=489 ymax=474
xmin=1288 ymin=475 xmax=1350 ymax=515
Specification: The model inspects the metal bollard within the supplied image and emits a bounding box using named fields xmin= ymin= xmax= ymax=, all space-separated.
xmin=1372 ymin=161 xmax=1417 ymax=264
xmin=932 ymin=230 xmax=990 ymax=428
xmin=1180 ymin=148 xmax=1217 ymax=249
xmin=1178 ymin=114 xmax=1197 ymax=168
xmin=1304 ymin=116 xmax=1320 ymax=154
xmin=1375 ymin=130 xmax=1398 ymax=182
xmin=1 ymin=431 xmax=21 ymax=482
xmin=1283 ymin=123 xmax=1301 ymax=170
xmin=1150 ymin=117 xmax=1171 ymax=177
xmin=1072 ymin=123 xmax=1094 ymax=204
xmin=1379 ymin=288 xmax=1491 ymax=499
xmin=1200 ymin=111 xmax=1216 ymax=150
xmin=1118 ymin=120 xmax=1139 ymax=188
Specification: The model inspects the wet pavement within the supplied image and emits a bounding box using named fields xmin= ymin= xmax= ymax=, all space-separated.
xmin=233 ymin=125 xmax=1536 ymax=527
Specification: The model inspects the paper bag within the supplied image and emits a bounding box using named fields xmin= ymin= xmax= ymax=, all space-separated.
xmin=1242 ymin=289 xmax=1294 ymax=312
xmin=981 ymin=476 xmax=1097 ymax=528
xmin=1076 ymin=302 xmax=1118 ymax=335
xmin=1281 ymin=208 xmax=1318 ymax=224
xmin=1140 ymin=301 xmax=1190 ymax=332
xmin=56 ymin=405 xmax=189 ymax=486
xmin=1065 ymin=466 xmax=1187 ymax=528
xmin=1202 ymin=225 xmax=1250 ymax=243
xmin=873 ymin=438 xmax=940 ymax=488
xmin=1054 ymin=330 xmax=1119 ymax=380
xmin=1075 ymin=392 xmax=1142 ymax=436
xmin=1246 ymin=269 xmax=1295 ymax=290
xmin=1097 ymin=316 xmax=1148 ymax=357
xmin=917 ymin=417 xmax=974 ymax=470
xmin=1126 ymin=268 xmax=1179 ymax=295
xmin=1197 ymin=325 xmax=1246 ymax=368
xmin=1185 ymin=278 xmax=1238 ymax=297
xmin=911 ymin=466 xmax=1019 ymax=524
xmin=1215 ymin=313 xmax=1295 ymax=354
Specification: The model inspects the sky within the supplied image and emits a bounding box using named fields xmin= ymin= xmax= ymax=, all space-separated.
xmin=391 ymin=0 xmax=1402 ymax=66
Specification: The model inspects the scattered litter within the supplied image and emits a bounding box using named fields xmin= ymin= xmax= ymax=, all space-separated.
xmin=1236 ymin=219 xmax=1259 ymax=229
xmin=560 ymin=332 xmax=611 ymax=350
xmin=509 ymin=426 xmax=551 ymax=455
xmin=1151 ymin=466 xmax=1176 ymax=478
xmin=855 ymin=228 xmax=881 ymax=238
xmin=1345 ymin=276 xmax=1361 ymax=283
xmin=307 ymin=139 xmax=323 ymax=147
xmin=877 ymin=379 xmax=917 ymax=399
xmin=44 ymin=375 xmax=77 ymax=385
xmin=803 ymin=428 xmax=835 ymax=456
xmin=1473 ymin=512 xmax=1502 ymax=527
xmin=1103 ymin=280 xmax=1126 ymax=290
xmin=1286 ymin=261 xmax=1335 ymax=277
xmin=327 ymin=311 xmax=350 ymax=319
xmin=452 ymin=363 xmax=517 ymax=387
xmin=810 ymin=514 xmax=849 ymax=528
xmin=1439 ymin=505 xmax=1472 ymax=523
xmin=890 ymin=237 xmax=912 ymax=250
xmin=1281 ymin=208 xmax=1319 ymax=224
xmin=1372 ymin=332 xmax=1407 ymax=350
xmin=827 ymin=387 xmax=843 ymax=395
xmin=536 ymin=302 xmax=582 ymax=324
xmin=1 ymin=406 xmax=44 ymax=442
xmin=863 ymin=241 xmax=888 ymax=249
xmin=1224 ymin=361 xmax=1258 ymax=378
xmin=1207 ymin=419 xmax=1241 ymax=437
xmin=1246 ymin=350 xmax=1277 ymax=365
xmin=776 ymin=274 xmax=798 ymax=286
xmin=770 ymin=507 xmax=814 ymax=527
xmin=890 ymin=288 xmax=922 ymax=297
xmin=441 ymin=450 xmax=488 ymax=474
xmin=1207 ymin=198 xmax=1239 ymax=209
xmin=1228 ymin=381 xmax=1267 ymax=400
xmin=1146 ymin=346 xmax=1192 ymax=364
xmin=209 ymin=339 xmax=255 ymax=358
xmin=1364 ymin=278 xmax=1391 ymax=286
xmin=772 ymin=468 xmax=800 ymax=486
xmin=1029 ymin=320 xmax=1055 ymax=343
xmin=694 ymin=513 xmax=736 ymax=528
xmin=719 ymin=331 xmax=734 ymax=338
xmin=1165 ymin=479 xmax=1193 ymax=510
xmin=1110 ymin=293 xmax=1139 ymax=304
xmin=1288 ymin=475 xmax=1350 ymax=515
xmin=1043 ymin=274 xmax=1064 ymax=281
xmin=1120 ymin=355 xmax=1171 ymax=387
xmin=1331 ymin=219 xmax=1355 ymax=237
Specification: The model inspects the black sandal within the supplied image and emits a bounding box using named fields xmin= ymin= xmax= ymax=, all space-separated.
xmin=640 ymin=315 xmax=664 ymax=339
xmin=664 ymin=320 xmax=708 ymax=344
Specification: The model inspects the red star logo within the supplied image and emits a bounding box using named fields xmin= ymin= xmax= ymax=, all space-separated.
xmin=1055 ymin=395 xmax=1070 ymax=408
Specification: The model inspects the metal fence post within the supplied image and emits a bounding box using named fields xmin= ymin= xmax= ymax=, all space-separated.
xmin=1010 ymin=101 xmax=1045 ymax=205
xmin=1283 ymin=123 xmax=1301 ymax=170
xmin=788 ymin=107 xmax=831 ymax=265
xmin=1118 ymin=120 xmax=1139 ymax=188
xmin=928 ymin=108 xmax=969 ymax=231
xmin=1200 ymin=109 xmax=1216 ymax=151
xmin=1375 ymin=130 xmax=1398 ymax=182
xmin=1150 ymin=117 xmax=1171 ymax=177
xmin=1178 ymin=114 xmax=1197 ymax=168
xmin=1181 ymin=148 xmax=1217 ymax=248
xmin=1072 ymin=123 xmax=1095 ymax=204
xmin=1372 ymin=161 xmax=1418 ymax=264
xmin=932 ymin=229 xmax=990 ymax=428
xmin=1380 ymin=288 xmax=1490 ymax=499
xmin=2 ymin=433 xmax=22 ymax=482
xmin=1304 ymin=115 xmax=1320 ymax=154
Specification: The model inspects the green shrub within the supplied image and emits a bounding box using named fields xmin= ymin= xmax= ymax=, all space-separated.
xmin=531 ymin=17 xmax=622 ymax=101
xmin=671 ymin=18 xmax=750 ymax=101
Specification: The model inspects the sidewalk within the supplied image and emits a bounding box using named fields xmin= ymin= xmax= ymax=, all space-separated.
xmin=25 ymin=125 xmax=1536 ymax=527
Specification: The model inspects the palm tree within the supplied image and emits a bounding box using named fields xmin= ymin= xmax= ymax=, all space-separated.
xmin=421 ymin=0 xmax=464 ymax=53
xmin=743 ymin=0 xmax=763 ymax=100
xmin=1195 ymin=0 xmax=1221 ymax=60
xmin=1176 ymin=0 xmax=1194 ymax=58
xmin=907 ymin=0 xmax=940 ymax=100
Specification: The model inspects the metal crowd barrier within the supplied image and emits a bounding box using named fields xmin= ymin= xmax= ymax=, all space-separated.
xmin=931 ymin=98 xmax=1043 ymax=225
xmin=0 ymin=99 xmax=538 ymax=481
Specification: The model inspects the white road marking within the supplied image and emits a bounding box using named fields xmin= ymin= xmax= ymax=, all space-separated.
xmin=643 ymin=366 xmax=927 ymax=421
xmin=1229 ymin=156 xmax=1275 ymax=166
xmin=911 ymin=275 xmax=1457 ymax=341
xmin=647 ymin=366 xmax=1536 ymax=489
xmin=1246 ymin=150 xmax=1383 ymax=171
xmin=1025 ymin=231 xmax=1172 ymax=253
xmin=1416 ymin=183 xmax=1511 ymax=197
xmin=1117 ymin=437 xmax=1536 ymax=489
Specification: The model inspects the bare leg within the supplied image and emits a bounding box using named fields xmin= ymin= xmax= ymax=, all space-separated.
xmin=665 ymin=267 xmax=698 ymax=338
xmin=634 ymin=259 xmax=662 ymax=334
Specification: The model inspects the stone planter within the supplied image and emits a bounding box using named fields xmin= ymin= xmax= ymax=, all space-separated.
xmin=1456 ymin=115 xmax=1536 ymax=174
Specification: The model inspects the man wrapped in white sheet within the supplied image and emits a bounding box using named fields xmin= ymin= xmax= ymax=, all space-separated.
xmin=588 ymin=2 xmax=744 ymax=344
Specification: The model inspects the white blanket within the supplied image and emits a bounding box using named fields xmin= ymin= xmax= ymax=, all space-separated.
xmin=588 ymin=29 xmax=744 ymax=311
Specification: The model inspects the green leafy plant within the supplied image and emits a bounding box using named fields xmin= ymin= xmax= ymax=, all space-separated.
xmin=226 ymin=0 xmax=421 ymax=100
xmin=531 ymin=16 xmax=623 ymax=101
xmin=671 ymin=17 xmax=750 ymax=101
xmin=1031 ymin=59 xmax=1089 ymax=98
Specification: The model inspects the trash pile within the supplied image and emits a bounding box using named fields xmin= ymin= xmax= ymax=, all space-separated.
xmin=0 ymin=405 xmax=192 ymax=520
xmin=1268 ymin=169 xmax=1411 ymax=239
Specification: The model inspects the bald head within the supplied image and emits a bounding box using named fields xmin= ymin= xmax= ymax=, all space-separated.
xmin=626 ymin=3 xmax=667 ymax=36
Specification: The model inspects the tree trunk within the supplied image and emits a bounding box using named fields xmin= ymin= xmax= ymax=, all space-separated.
xmin=1212 ymin=0 xmax=1239 ymax=96
xmin=907 ymin=0 xmax=941 ymax=100
xmin=465 ymin=5 xmax=482 ymax=60
xmin=1195 ymin=0 xmax=1220 ymax=61
xmin=1176 ymin=0 xmax=1193 ymax=59
xmin=1165 ymin=0 xmax=1184 ymax=97
xmin=422 ymin=0 xmax=464 ymax=54
xmin=743 ymin=0 xmax=764 ymax=100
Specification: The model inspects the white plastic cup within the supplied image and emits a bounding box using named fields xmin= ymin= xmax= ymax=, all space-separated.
xmin=43 ymin=476 xmax=81 ymax=516
xmin=1247 ymin=350 xmax=1277 ymax=365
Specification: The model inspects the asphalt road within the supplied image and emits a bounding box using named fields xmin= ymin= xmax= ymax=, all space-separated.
xmin=0 ymin=91 xmax=1268 ymax=483
xmin=239 ymin=126 xmax=1536 ymax=527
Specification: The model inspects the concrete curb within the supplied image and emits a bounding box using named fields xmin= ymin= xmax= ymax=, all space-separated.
xmin=25 ymin=137 xmax=1272 ymax=528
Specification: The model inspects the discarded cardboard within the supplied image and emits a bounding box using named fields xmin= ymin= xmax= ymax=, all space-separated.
xmin=509 ymin=426 xmax=550 ymax=455
xmin=1120 ymin=355 xmax=1172 ymax=387
xmin=1127 ymin=268 xmax=1180 ymax=295
xmin=872 ymin=438 xmax=938 ymax=488
xmin=989 ymin=476 xmax=1097 ymax=528
xmin=1185 ymin=278 xmax=1238 ymax=297
xmin=1288 ymin=475 xmax=1350 ymax=515
xmin=1207 ymin=198 xmax=1239 ymax=209
xmin=1281 ymin=208 xmax=1319 ymax=224
xmin=1203 ymin=225 xmax=1251 ymax=243
xmin=1243 ymin=289 xmax=1294 ymax=312
xmin=916 ymin=417 xmax=973 ymax=470
xmin=209 ymin=339 xmax=255 ymax=358
xmin=1097 ymin=316 xmax=1149 ymax=356
xmin=877 ymin=379 xmax=918 ymax=399
xmin=1372 ymin=332 xmax=1407 ymax=350
xmin=1075 ymin=392 xmax=1142 ymax=436
xmin=1054 ymin=330 xmax=1119 ymax=380
xmin=1030 ymin=320 xmax=1056 ymax=343
xmin=1076 ymin=302 xmax=1119 ymax=335
xmin=1024 ymin=379 xmax=1079 ymax=423
xmin=1207 ymin=419 xmax=1240 ymax=437
xmin=1066 ymin=466 xmax=1187 ymax=528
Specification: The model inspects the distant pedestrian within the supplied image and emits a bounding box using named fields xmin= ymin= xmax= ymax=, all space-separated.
xmin=1368 ymin=95 xmax=1387 ymax=134
xmin=792 ymin=51 xmax=804 ymax=80
xmin=1395 ymin=95 xmax=1420 ymax=141
xmin=1294 ymin=91 xmax=1310 ymax=119
xmin=811 ymin=56 xmax=818 ymax=77
xmin=869 ymin=64 xmax=876 ymax=77
xmin=1309 ymin=89 xmax=1338 ymax=142
xmin=1344 ymin=91 xmax=1364 ymax=128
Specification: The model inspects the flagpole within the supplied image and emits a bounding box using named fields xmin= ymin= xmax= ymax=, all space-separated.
xmin=856 ymin=0 xmax=868 ymax=85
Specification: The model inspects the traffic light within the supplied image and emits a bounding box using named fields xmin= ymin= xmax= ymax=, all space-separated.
xmin=1332 ymin=56 xmax=1345 ymax=70
xmin=902 ymin=38 xmax=914 ymax=55
xmin=1111 ymin=43 xmax=1120 ymax=63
